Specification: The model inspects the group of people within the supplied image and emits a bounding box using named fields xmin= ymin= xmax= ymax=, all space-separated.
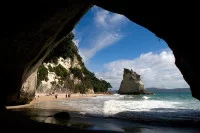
xmin=53 ymin=93 xmax=71 ymax=99
xmin=66 ymin=93 xmax=71 ymax=98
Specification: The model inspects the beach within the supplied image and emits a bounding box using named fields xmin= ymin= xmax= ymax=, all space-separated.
xmin=3 ymin=93 xmax=122 ymax=132
xmin=4 ymin=92 xmax=200 ymax=133
xmin=6 ymin=93 xmax=108 ymax=109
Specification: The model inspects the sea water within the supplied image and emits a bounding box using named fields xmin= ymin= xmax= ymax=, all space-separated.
xmin=59 ymin=91 xmax=200 ymax=125
xmin=16 ymin=90 xmax=200 ymax=133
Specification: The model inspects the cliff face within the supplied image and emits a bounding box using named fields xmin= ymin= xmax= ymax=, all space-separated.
xmin=36 ymin=33 xmax=93 ymax=94
xmin=37 ymin=56 xmax=94 ymax=94
xmin=35 ymin=32 xmax=111 ymax=95
xmin=10 ymin=32 xmax=111 ymax=105
xmin=118 ymin=68 xmax=145 ymax=94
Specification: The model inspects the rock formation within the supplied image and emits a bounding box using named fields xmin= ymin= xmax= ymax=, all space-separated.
xmin=118 ymin=68 xmax=145 ymax=94
xmin=37 ymin=56 xmax=94 ymax=94
xmin=18 ymin=69 xmax=38 ymax=104
xmin=0 ymin=1 xmax=200 ymax=107
xmin=35 ymin=33 xmax=108 ymax=95
xmin=6 ymin=69 xmax=38 ymax=105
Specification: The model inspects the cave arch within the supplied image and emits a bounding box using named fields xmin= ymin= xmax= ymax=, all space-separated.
xmin=0 ymin=0 xmax=199 ymax=107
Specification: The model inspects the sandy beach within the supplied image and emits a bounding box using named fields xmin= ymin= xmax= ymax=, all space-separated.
xmin=6 ymin=93 xmax=108 ymax=109
xmin=4 ymin=92 xmax=200 ymax=133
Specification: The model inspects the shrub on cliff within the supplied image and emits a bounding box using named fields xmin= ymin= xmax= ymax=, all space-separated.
xmin=44 ymin=32 xmax=78 ymax=63
xmin=53 ymin=64 xmax=68 ymax=78
xmin=37 ymin=64 xmax=48 ymax=87
xmin=81 ymin=66 xmax=112 ymax=92
xmin=37 ymin=32 xmax=112 ymax=93
xmin=70 ymin=67 xmax=83 ymax=79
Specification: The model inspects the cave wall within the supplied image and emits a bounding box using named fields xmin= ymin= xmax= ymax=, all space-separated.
xmin=0 ymin=0 xmax=93 ymax=106
xmin=19 ymin=69 xmax=38 ymax=104
xmin=0 ymin=0 xmax=199 ymax=107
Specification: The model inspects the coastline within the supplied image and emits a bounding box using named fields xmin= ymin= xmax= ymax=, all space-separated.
xmin=4 ymin=92 xmax=200 ymax=133
xmin=6 ymin=93 xmax=108 ymax=109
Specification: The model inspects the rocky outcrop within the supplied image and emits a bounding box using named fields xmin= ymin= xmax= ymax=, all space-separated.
xmin=71 ymin=55 xmax=81 ymax=69
xmin=18 ymin=69 xmax=38 ymax=104
xmin=6 ymin=69 xmax=38 ymax=105
xmin=37 ymin=56 xmax=94 ymax=94
xmin=37 ymin=57 xmax=71 ymax=93
xmin=118 ymin=68 xmax=145 ymax=94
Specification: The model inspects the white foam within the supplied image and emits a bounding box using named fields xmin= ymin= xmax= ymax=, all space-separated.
xmin=113 ymin=94 xmax=120 ymax=96
xmin=80 ymin=112 xmax=86 ymax=115
xmin=141 ymin=96 xmax=149 ymax=100
xmin=123 ymin=95 xmax=134 ymax=99
xmin=103 ymin=100 xmax=181 ymax=116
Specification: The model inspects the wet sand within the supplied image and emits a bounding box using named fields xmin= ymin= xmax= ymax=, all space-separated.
xmin=3 ymin=93 xmax=200 ymax=133
xmin=3 ymin=93 xmax=121 ymax=132
xmin=6 ymin=93 xmax=107 ymax=109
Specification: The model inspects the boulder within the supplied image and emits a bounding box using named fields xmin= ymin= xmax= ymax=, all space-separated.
xmin=53 ymin=112 xmax=70 ymax=120
xmin=118 ymin=68 xmax=145 ymax=94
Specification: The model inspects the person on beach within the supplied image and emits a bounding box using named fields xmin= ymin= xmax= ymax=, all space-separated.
xmin=55 ymin=94 xmax=58 ymax=99
xmin=66 ymin=92 xmax=71 ymax=98
xmin=34 ymin=95 xmax=39 ymax=101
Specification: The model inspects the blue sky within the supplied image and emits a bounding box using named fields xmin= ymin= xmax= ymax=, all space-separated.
xmin=73 ymin=6 xmax=189 ymax=90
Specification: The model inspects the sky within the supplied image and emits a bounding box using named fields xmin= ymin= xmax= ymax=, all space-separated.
xmin=73 ymin=6 xmax=190 ymax=90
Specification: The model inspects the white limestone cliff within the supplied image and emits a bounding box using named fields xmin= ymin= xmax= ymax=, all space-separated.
xmin=118 ymin=68 xmax=145 ymax=94
xmin=37 ymin=56 xmax=94 ymax=94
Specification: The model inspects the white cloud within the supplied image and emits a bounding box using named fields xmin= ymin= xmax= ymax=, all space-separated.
xmin=79 ymin=6 xmax=127 ymax=62
xmin=94 ymin=8 xmax=126 ymax=29
xmin=73 ymin=39 xmax=80 ymax=47
xmin=96 ymin=50 xmax=190 ymax=89
xmin=80 ymin=32 xmax=122 ymax=62
xmin=72 ymin=29 xmax=80 ymax=47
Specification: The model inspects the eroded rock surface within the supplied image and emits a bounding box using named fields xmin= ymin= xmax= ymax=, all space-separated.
xmin=118 ymin=68 xmax=145 ymax=94
xmin=0 ymin=0 xmax=92 ymax=106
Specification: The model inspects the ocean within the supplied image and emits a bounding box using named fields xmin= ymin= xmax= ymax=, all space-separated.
xmin=12 ymin=89 xmax=200 ymax=133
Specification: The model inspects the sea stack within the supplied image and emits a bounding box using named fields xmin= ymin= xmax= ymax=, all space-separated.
xmin=118 ymin=68 xmax=146 ymax=94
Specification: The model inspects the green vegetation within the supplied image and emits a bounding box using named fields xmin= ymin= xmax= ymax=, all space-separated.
xmin=50 ymin=81 xmax=56 ymax=86
xmin=81 ymin=66 xmax=112 ymax=92
xmin=64 ymin=78 xmax=75 ymax=92
xmin=37 ymin=65 xmax=48 ymax=87
xmin=44 ymin=32 xmax=79 ymax=63
xmin=74 ymin=84 xmax=82 ymax=93
xmin=37 ymin=32 xmax=112 ymax=93
xmin=93 ymin=79 xmax=112 ymax=92
xmin=82 ymin=77 xmax=93 ymax=90
xmin=74 ymin=82 xmax=88 ymax=93
xmin=48 ymin=65 xmax=54 ymax=72
xmin=53 ymin=64 xmax=68 ymax=78
xmin=70 ymin=67 xmax=83 ymax=80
